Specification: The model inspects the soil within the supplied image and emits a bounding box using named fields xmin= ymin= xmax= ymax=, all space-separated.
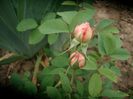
xmin=0 ymin=0 xmax=133 ymax=98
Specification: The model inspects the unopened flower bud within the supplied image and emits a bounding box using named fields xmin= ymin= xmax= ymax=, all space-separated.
xmin=74 ymin=22 xmax=92 ymax=43
xmin=69 ymin=52 xmax=85 ymax=69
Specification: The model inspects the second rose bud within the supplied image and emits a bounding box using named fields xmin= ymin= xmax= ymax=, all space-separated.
xmin=69 ymin=51 xmax=85 ymax=69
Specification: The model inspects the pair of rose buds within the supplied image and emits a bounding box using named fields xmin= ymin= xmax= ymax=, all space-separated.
xmin=70 ymin=22 xmax=92 ymax=69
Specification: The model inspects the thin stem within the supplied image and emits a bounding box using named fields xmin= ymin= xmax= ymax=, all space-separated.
xmin=32 ymin=55 xmax=42 ymax=85
xmin=70 ymin=69 xmax=76 ymax=86
xmin=54 ymin=65 xmax=71 ymax=88
xmin=65 ymin=65 xmax=71 ymax=74
xmin=55 ymin=81 xmax=61 ymax=88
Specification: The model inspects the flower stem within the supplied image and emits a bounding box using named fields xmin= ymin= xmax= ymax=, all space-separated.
xmin=55 ymin=81 xmax=61 ymax=88
xmin=70 ymin=69 xmax=76 ymax=86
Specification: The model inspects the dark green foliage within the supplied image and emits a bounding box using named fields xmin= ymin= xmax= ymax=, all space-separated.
xmin=10 ymin=73 xmax=37 ymax=96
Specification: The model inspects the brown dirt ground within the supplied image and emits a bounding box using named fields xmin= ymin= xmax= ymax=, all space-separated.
xmin=0 ymin=0 xmax=133 ymax=98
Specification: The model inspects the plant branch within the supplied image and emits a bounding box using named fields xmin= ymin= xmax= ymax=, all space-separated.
xmin=32 ymin=55 xmax=42 ymax=85
xmin=70 ymin=69 xmax=76 ymax=86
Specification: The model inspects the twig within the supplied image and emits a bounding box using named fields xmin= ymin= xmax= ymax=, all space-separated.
xmin=32 ymin=55 xmax=42 ymax=85
xmin=70 ymin=69 xmax=76 ymax=86
xmin=0 ymin=53 xmax=15 ymax=61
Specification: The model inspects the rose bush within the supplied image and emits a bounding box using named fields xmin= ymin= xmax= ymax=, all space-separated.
xmin=10 ymin=1 xmax=130 ymax=99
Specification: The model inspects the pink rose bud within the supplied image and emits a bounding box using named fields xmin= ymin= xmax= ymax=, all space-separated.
xmin=70 ymin=52 xmax=85 ymax=69
xmin=74 ymin=22 xmax=92 ymax=43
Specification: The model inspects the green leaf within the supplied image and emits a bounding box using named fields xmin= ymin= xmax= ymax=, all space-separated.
xmin=70 ymin=9 xmax=96 ymax=32
xmin=17 ymin=18 xmax=38 ymax=32
xmin=103 ymin=78 xmax=113 ymax=89
xmin=79 ymin=2 xmax=95 ymax=10
xmin=49 ymin=68 xmax=66 ymax=74
xmin=43 ymin=48 xmax=53 ymax=57
xmin=50 ymin=33 xmax=69 ymax=51
xmin=111 ymin=66 xmax=121 ymax=76
xmin=115 ymin=35 xmax=122 ymax=48
xmin=89 ymin=73 xmax=102 ymax=97
xmin=89 ymin=51 xmax=101 ymax=61
xmin=39 ymin=19 xmax=69 ymax=34
xmin=47 ymin=87 xmax=62 ymax=99
xmin=38 ymin=67 xmax=55 ymax=80
xmin=41 ymin=12 xmax=56 ymax=24
xmin=74 ymin=94 xmax=81 ymax=99
xmin=24 ymin=71 xmax=30 ymax=78
xmin=38 ymin=67 xmax=66 ymax=77
xmin=76 ymin=81 xmax=83 ymax=96
xmin=88 ymin=38 xmax=98 ymax=47
xmin=97 ymin=19 xmax=115 ymax=31
xmin=101 ymin=25 xmax=119 ymax=33
xmin=110 ymin=48 xmax=130 ymax=60
xmin=59 ymin=73 xmax=72 ymax=93
xmin=104 ymin=33 xmax=116 ymax=55
xmin=29 ymin=29 xmax=45 ymax=44
xmin=10 ymin=73 xmax=37 ymax=95
xmin=61 ymin=1 xmax=76 ymax=6
xmin=51 ymin=55 xmax=69 ymax=67
xmin=98 ymin=68 xmax=117 ymax=83
xmin=101 ymin=89 xmax=128 ymax=97
xmin=57 ymin=11 xmax=77 ymax=24
xmin=40 ymin=75 xmax=54 ymax=91
xmin=48 ymin=34 xmax=58 ymax=45
xmin=82 ymin=59 xmax=97 ymax=70
xmin=89 ymin=18 xmax=95 ymax=28
xmin=98 ymin=32 xmax=106 ymax=56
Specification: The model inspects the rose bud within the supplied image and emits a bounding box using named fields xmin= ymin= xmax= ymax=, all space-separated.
xmin=70 ymin=52 xmax=85 ymax=69
xmin=74 ymin=22 xmax=92 ymax=43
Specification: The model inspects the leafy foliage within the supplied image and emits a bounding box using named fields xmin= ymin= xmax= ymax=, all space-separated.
xmin=8 ymin=1 xmax=130 ymax=99
xmin=101 ymin=89 xmax=128 ymax=97
xmin=81 ymin=59 xmax=97 ymax=70
xmin=57 ymin=11 xmax=77 ymax=24
xmin=110 ymin=48 xmax=130 ymax=60
xmin=104 ymin=33 xmax=116 ymax=55
xmin=97 ymin=19 xmax=115 ymax=31
xmin=51 ymin=55 xmax=69 ymax=67
xmin=48 ymin=34 xmax=59 ymax=45
xmin=16 ymin=18 xmax=38 ymax=32
xmin=29 ymin=29 xmax=45 ymax=44
xmin=59 ymin=73 xmax=72 ymax=93
xmin=47 ymin=87 xmax=62 ymax=99
xmin=98 ymin=68 xmax=117 ymax=83
xmin=39 ymin=19 xmax=69 ymax=34
xmin=89 ymin=73 xmax=102 ymax=97
xmin=10 ymin=73 xmax=37 ymax=95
